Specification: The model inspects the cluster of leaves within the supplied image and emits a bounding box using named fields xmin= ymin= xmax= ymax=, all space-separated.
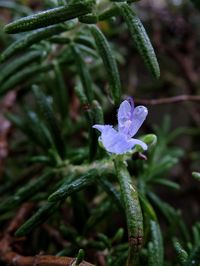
xmin=0 ymin=0 xmax=199 ymax=265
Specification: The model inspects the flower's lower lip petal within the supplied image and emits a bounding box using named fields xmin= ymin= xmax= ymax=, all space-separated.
xmin=101 ymin=130 xmax=135 ymax=154
xmin=130 ymin=138 xmax=148 ymax=150
xmin=93 ymin=124 xmax=112 ymax=133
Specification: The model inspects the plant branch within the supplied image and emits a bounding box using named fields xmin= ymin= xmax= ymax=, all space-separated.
xmin=0 ymin=203 xmax=95 ymax=266
xmin=114 ymin=158 xmax=143 ymax=266
xmin=135 ymin=95 xmax=200 ymax=105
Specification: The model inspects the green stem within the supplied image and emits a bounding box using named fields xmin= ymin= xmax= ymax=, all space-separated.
xmin=114 ymin=158 xmax=143 ymax=266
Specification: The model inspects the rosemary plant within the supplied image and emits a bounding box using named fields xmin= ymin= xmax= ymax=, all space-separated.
xmin=0 ymin=1 xmax=199 ymax=266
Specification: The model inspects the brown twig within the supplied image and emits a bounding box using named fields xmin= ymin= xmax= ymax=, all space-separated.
xmin=0 ymin=253 xmax=95 ymax=266
xmin=42 ymin=223 xmax=69 ymax=247
xmin=0 ymin=203 xmax=95 ymax=266
xmin=95 ymin=251 xmax=107 ymax=266
xmin=6 ymin=203 xmax=35 ymax=234
xmin=135 ymin=95 xmax=200 ymax=105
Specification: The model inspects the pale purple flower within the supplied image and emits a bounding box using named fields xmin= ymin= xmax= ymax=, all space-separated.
xmin=93 ymin=98 xmax=148 ymax=154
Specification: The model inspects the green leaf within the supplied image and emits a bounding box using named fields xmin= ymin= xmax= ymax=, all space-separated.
xmin=25 ymin=111 xmax=53 ymax=149
xmin=0 ymin=51 xmax=42 ymax=83
xmin=4 ymin=0 xmax=94 ymax=33
xmin=15 ymin=202 xmax=60 ymax=236
xmin=77 ymin=44 xmax=98 ymax=59
xmin=74 ymin=35 xmax=96 ymax=49
xmin=192 ymin=172 xmax=200 ymax=181
xmin=98 ymin=177 xmax=122 ymax=210
xmin=152 ymin=179 xmax=180 ymax=190
xmin=74 ymin=249 xmax=85 ymax=265
xmin=6 ymin=111 xmax=52 ymax=149
xmin=98 ymin=6 xmax=119 ymax=21
xmin=186 ymin=245 xmax=200 ymax=266
xmin=33 ymin=85 xmax=66 ymax=159
xmin=73 ymin=71 xmax=96 ymax=161
xmin=87 ymin=108 xmax=98 ymax=161
xmin=1 ymin=23 xmax=74 ymax=62
xmin=84 ymin=201 xmax=112 ymax=233
xmin=173 ymin=239 xmax=188 ymax=265
xmin=138 ymin=194 xmax=157 ymax=221
xmin=74 ymin=83 xmax=88 ymax=105
xmin=114 ymin=158 xmax=143 ymax=265
xmin=0 ymin=64 xmax=53 ymax=96
xmin=91 ymin=25 xmax=121 ymax=105
xmin=118 ymin=3 xmax=160 ymax=79
xmin=92 ymin=100 xmax=104 ymax=126
xmin=79 ymin=14 xmax=98 ymax=24
xmin=53 ymin=62 xmax=69 ymax=120
xmin=49 ymin=36 xmax=71 ymax=44
xmin=148 ymin=220 xmax=164 ymax=266
xmin=0 ymin=171 xmax=53 ymax=214
xmin=72 ymin=45 xmax=94 ymax=103
xmin=140 ymin=134 xmax=157 ymax=147
xmin=192 ymin=223 xmax=200 ymax=246
xmin=48 ymin=169 xmax=99 ymax=202
xmin=88 ymin=100 xmax=105 ymax=160
xmin=112 ymin=228 xmax=124 ymax=244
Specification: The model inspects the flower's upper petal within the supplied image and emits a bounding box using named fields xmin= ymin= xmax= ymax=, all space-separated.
xmin=128 ymin=106 xmax=148 ymax=137
xmin=118 ymin=101 xmax=148 ymax=138
xmin=117 ymin=100 xmax=132 ymax=127
xmin=130 ymin=138 xmax=148 ymax=151
xmin=118 ymin=99 xmax=135 ymax=136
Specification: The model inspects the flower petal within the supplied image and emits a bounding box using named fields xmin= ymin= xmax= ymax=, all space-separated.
xmin=118 ymin=101 xmax=148 ymax=138
xmin=128 ymin=106 xmax=148 ymax=137
xmin=130 ymin=138 xmax=148 ymax=150
xmin=92 ymin=124 xmax=111 ymax=133
xmin=118 ymin=99 xmax=135 ymax=136
xmin=94 ymin=125 xmax=135 ymax=154
xmin=117 ymin=100 xmax=132 ymax=126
